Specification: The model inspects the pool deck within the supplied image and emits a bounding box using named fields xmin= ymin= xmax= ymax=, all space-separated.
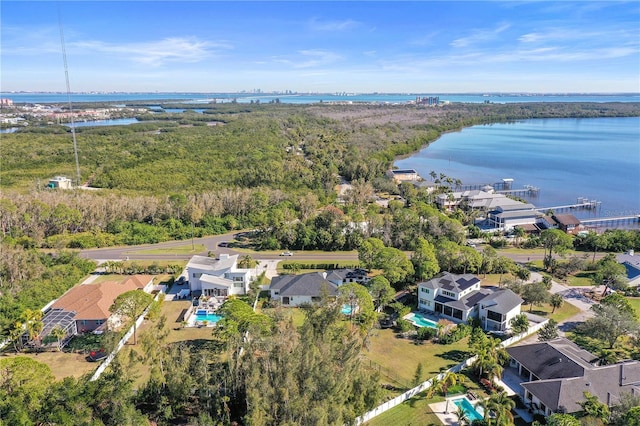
xmin=430 ymin=398 xmax=472 ymax=425
xmin=430 ymin=392 xmax=533 ymax=425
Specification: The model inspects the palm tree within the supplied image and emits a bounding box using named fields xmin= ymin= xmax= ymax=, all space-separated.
xmin=50 ymin=325 xmax=67 ymax=351
xmin=22 ymin=309 xmax=44 ymax=350
xmin=427 ymin=371 xmax=467 ymax=413
xmin=550 ymin=294 xmax=564 ymax=313
xmin=484 ymin=391 xmax=516 ymax=426
xmin=455 ymin=405 xmax=470 ymax=426
xmin=471 ymin=335 xmax=508 ymax=381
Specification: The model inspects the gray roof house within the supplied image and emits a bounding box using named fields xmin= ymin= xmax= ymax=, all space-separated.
xmin=418 ymin=272 xmax=523 ymax=331
xmin=270 ymin=272 xmax=338 ymax=307
xmin=506 ymin=338 xmax=640 ymax=416
xmin=325 ymin=268 xmax=369 ymax=286
xmin=616 ymin=250 xmax=640 ymax=287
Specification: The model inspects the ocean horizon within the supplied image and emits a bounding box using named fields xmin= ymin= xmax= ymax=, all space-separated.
xmin=2 ymin=92 xmax=639 ymax=105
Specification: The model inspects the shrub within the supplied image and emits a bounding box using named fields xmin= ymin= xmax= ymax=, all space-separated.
xmin=439 ymin=323 xmax=471 ymax=344
xmin=416 ymin=326 xmax=437 ymax=341
xmin=396 ymin=319 xmax=413 ymax=333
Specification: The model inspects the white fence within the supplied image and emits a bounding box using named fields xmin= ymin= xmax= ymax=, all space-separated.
xmin=89 ymin=291 xmax=164 ymax=382
xmin=353 ymin=318 xmax=549 ymax=425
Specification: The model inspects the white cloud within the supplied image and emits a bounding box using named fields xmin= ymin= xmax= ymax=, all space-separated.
xmin=71 ymin=37 xmax=230 ymax=67
xmin=450 ymin=23 xmax=511 ymax=48
xmin=309 ymin=18 xmax=361 ymax=32
xmin=294 ymin=49 xmax=342 ymax=68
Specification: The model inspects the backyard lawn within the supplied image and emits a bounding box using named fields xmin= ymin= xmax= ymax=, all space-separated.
xmin=364 ymin=391 xmax=442 ymax=426
xmin=628 ymin=297 xmax=640 ymax=316
xmin=0 ymin=350 xmax=99 ymax=381
xmin=364 ymin=328 xmax=471 ymax=388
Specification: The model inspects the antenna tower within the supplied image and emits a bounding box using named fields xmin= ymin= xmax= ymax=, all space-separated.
xmin=58 ymin=8 xmax=81 ymax=187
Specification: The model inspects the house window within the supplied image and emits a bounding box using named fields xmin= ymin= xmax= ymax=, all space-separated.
xmin=96 ymin=320 xmax=104 ymax=325
xmin=487 ymin=310 xmax=502 ymax=322
xmin=192 ymin=272 xmax=202 ymax=279
xmin=441 ymin=290 xmax=456 ymax=298
xmin=420 ymin=288 xmax=430 ymax=294
xmin=419 ymin=298 xmax=431 ymax=306
xmin=233 ymin=277 xmax=244 ymax=282
xmin=81 ymin=320 xmax=87 ymax=325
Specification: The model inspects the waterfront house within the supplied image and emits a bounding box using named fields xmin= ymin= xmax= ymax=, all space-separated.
xmin=551 ymin=214 xmax=582 ymax=234
xmin=417 ymin=272 xmax=523 ymax=332
xmin=506 ymin=338 xmax=640 ymax=417
xmin=616 ymin=250 xmax=640 ymax=288
xmin=187 ymin=254 xmax=253 ymax=298
xmin=269 ymin=272 xmax=338 ymax=307
xmin=487 ymin=203 xmax=538 ymax=230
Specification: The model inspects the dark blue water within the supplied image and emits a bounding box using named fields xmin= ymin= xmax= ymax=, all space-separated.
xmin=395 ymin=117 xmax=640 ymax=220
xmin=2 ymin=92 xmax=638 ymax=104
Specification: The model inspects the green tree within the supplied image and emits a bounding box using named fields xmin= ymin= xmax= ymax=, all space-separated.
xmin=338 ymin=282 xmax=376 ymax=333
xmin=368 ymin=275 xmax=394 ymax=312
xmin=510 ymin=313 xmax=529 ymax=334
xmin=0 ymin=357 xmax=55 ymax=423
xmin=50 ymin=325 xmax=67 ymax=351
xmin=426 ymin=371 xmax=466 ymax=412
xmin=540 ymin=229 xmax=573 ymax=271
xmin=521 ymin=282 xmax=549 ymax=312
xmin=538 ymin=319 xmax=559 ymax=341
xmin=550 ymin=293 xmax=564 ymax=313
xmin=579 ymin=391 xmax=610 ymax=423
xmin=411 ymin=237 xmax=440 ymax=281
xmin=238 ymin=254 xmax=257 ymax=269
xmin=545 ymin=413 xmax=580 ymax=426
xmin=592 ymin=256 xmax=627 ymax=296
xmin=358 ymin=237 xmax=385 ymax=270
xmin=577 ymin=293 xmax=639 ymax=348
xmin=110 ymin=290 xmax=154 ymax=345
xmin=485 ymin=391 xmax=516 ymax=426
xmin=22 ymin=308 xmax=44 ymax=350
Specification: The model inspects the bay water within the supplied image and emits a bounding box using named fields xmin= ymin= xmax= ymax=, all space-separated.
xmin=395 ymin=117 xmax=640 ymax=220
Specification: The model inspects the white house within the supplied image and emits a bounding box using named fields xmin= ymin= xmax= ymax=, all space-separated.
xmin=269 ymin=272 xmax=338 ymax=307
xmin=324 ymin=268 xmax=369 ymax=286
xmin=417 ymin=272 xmax=523 ymax=332
xmin=48 ymin=176 xmax=73 ymax=189
xmin=187 ymin=254 xmax=253 ymax=297
xmin=487 ymin=203 xmax=539 ymax=230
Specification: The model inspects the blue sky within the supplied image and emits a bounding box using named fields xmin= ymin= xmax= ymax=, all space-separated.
xmin=2 ymin=1 xmax=639 ymax=93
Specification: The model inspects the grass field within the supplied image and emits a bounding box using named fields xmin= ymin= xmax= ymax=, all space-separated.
xmin=364 ymin=391 xmax=443 ymax=426
xmin=567 ymin=271 xmax=596 ymax=287
xmin=628 ymin=298 xmax=640 ymax=316
xmin=363 ymin=329 xmax=472 ymax=388
xmin=0 ymin=350 xmax=99 ymax=381
xmin=526 ymin=299 xmax=581 ymax=323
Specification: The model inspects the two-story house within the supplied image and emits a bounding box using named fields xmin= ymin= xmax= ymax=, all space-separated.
xmin=187 ymin=254 xmax=253 ymax=298
xmin=417 ymin=272 xmax=523 ymax=332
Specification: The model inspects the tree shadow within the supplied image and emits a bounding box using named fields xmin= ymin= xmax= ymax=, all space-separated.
xmin=436 ymin=349 xmax=472 ymax=362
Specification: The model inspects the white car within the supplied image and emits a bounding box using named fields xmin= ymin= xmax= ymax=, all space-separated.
xmin=280 ymin=251 xmax=293 ymax=256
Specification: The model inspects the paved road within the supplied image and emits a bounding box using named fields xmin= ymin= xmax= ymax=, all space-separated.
xmin=79 ymin=231 xmax=360 ymax=262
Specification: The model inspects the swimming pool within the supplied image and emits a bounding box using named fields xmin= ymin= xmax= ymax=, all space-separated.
xmin=189 ymin=309 xmax=222 ymax=326
xmin=452 ymin=397 xmax=484 ymax=422
xmin=404 ymin=312 xmax=438 ymax=328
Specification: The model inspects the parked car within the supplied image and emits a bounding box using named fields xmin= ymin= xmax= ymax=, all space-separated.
xmin=218 ymin=241 xmax=229 ymax=247
xmin=87 ymin=349 xmax=108 ymax=362
xmin=279 ymin=251 xmax=293 ymax=256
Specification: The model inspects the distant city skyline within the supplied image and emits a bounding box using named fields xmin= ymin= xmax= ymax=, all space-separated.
xmin=2 ymin=1 xmax=639 ymax=93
